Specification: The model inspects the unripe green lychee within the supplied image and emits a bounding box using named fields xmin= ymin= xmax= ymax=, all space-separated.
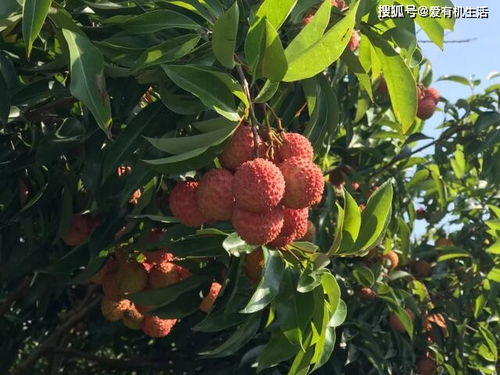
xmin=116 ymin=261 xmax=148 ymax=294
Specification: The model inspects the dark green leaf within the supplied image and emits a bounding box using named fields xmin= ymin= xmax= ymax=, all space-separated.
xmin=22 ymin=0 xmax=52 ymax=58
xmin=104 ymin=10 xmax=200 ymax=33
xmin=212 ymin=1 xmax=238 ymax=68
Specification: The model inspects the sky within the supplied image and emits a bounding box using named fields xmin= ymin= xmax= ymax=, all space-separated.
xmin=411 ymin=0 xmax=499 ymax=238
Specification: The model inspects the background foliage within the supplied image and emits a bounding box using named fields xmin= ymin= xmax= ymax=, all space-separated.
xmin=0 ymin=0 xmax=498 ymax=374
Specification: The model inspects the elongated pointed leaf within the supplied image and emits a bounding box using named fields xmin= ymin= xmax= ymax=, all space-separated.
xmin=62 ymin=29 xmax=112 ymax=135
xmin=104 ymin=10 xmax=200 ymax=33
xmin=22 ymin=0 xmax=52 ymax=58
xmin=337 ymin=188 xmax=361 ymax=254
xmin=283 ymin=1 xmax=359 ymax=82
xmin=212 ymin=1 xmax=238 ymax=68
xmin=255 ymin=0 xmax=297 ymax=30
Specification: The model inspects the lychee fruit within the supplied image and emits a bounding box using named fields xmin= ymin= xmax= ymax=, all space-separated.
xmin=102 ymin=271 xmax=122 ymax=300
xmin=62 ymin=215 xmax=93 ymax=246
xmin=299 ymin=220 xmax=316 ymax=242
xmin=141 ymin=315 xmax=177 ymax=337
xmin=169 ymin=181 xmax=207 ymax=227
xmin=176 ymin=265 xmax=192 ymax=280
xmin=417 ymin=357 xmax=437 ymax=375
xmin=245 ymin=248 xmax=264 ymax=284
xmin=269 ymin=208 xmax=308 ymax=248
xmin=219 ymin=124 xmax=263 ymax=171
xmin=417 ymin=87 xmax=440 ymax=120
xmin=196 ymin=168 xmax=234 ymax=220
xmin=436 ymin=237 xmax=453 ymax=247
xmin=424 ymin=313 xmax=447 ymax=342
xmin=389 ymin=308 xmax=415 ymax=333
xmin=303 ymin=9 xmax=316 ymax=24
xmin=90 ymin=257 xmax=118 ymax=285
xmin=117 ymin=165 xmax=131 ymax=176
xmin=116 ymin=261 xmax=148 ymax=294
xmin=199 ymin=282 xmax=222 ymax=312
xmin=128 ymin=189 xmax=142 ymax=205
xmin=122 ymin=304 xmax=144 ymax=330
xmin=383 ymin=250 xmax=399 ymax=270
xmin=149 ymin=261 xmax=180 ymax=289
xmin=426 ymin=87 xmax=440 ymax=103
xmin=276 ymin=132 xmax=314 ymax=163
xmin=348 ymin=30 xmax=360 ymax=52
xmin=331 ymin=0 xmax=346 ymax=9
xmin=101 ymin=298 xmax=130 ymax=321
xmin=416 ymin=208 xmax=426 ymax=220
xmin=233 ymin=158 xmax=285 ymax=213
xmin=145 ymin=250 xmax=174 ymax=266
xmin=359 ymin=287 xmax=377 ymax=300
xmin=232 ymin=206 xmax=284 ymax=245
xmin=279 ymin=157 xmax=324 ymax=209
xmin=412 ymin=259 xmax=432 ymax=278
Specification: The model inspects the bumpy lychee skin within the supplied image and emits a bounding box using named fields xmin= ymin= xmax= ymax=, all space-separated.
xmin=200 ymin=282 xmax=222 ymax=312
xmin=276 ymin=133 xmax=314 ymax=162
xmin=176 ymin=265 xmax=192 ymax=280
xmin=219 ymin=124 xmax=262 ymax=171
xmin=384 ymin=250 xmax=399 ymax=270
xmin=122 ymin=304 xmax=144 ymax=330
xmin=102 ymin=271 xmax=122 ymax=300
xmin=101 ymin=298 xmax=130 ymax=321
xmin=348 ymin=30 xmax=360 ymax=52
xmin=145 ymin=250 xmax=173 ymax=266
xmin=417 ymin=98 xmax=437 ymax=120
xmin=279 ymin=157 xmax=325 ymax=209
xmin=169 ymin=181 xmax=207 ymax=227
xmin=232 ymin=207 xmax=284 ymax=245
xmin=141 ymin=316 xmax=177 ymax=338
xmin=417 ymin=357 xmax=437 ymax=375
xmin=245 ymin=248 xmax=264 ymax=284
xmin=269 ymin=208 xmax=309 ymax=248
xmin=62 ymin=215 xmax=93 ymax=246
xmin=149 ymin=261 xmax=180 ymax=289
xmin=389 ymin=308 xmax=415 ymax=333
xmin=90 ymin=257 xmax=118 ymax=285
xmin=233 ymin=159 xmax=285 ymax=213
xmin=116 ymin=262 xmax=148 ymax=294
xmin=196 ymin=168 xmax=234 ymax=220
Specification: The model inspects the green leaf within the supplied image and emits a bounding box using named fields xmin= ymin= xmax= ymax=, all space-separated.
xmin=352 ymin=265 xmax=375 ymax=287
xmin=393 ymin=306 xmax=414 ymax=337
xmin=162 ymin=65 xmax=244 ymax=121
xmin=437 ymin=74 xmax=471 ymax=86
xmin=254 ymin=80 xmax=280 ymax=103
xmin=283 ymin=1 xmax=359 ymax=82
xmin=321 ymin=272 xmax=341 ymax=319
xmin=303 ymin=75 xmax=339 ymax=151
xmin=257 ymin=330 xmax=298 ymax=371
xmin=222 ymin=233 xmax=256 ymax=256
xmin=337 ymin=188 xmax=362 ymax=254
xmin=255 ymin=0 xmax=297 ymax=30
xmin=134 ymin=34 xmax=200 ymax=70
xmin=0 ymin=73 xmax=10 ymax=124
xmin=151 ymin=289 xmax=202 ymax=318
xmin=450 ymin=144 xmax=466 ymax=178
xmin=327 ymin=202 xmax=344 ymax=255
xmin=353 ymin=180 xmax=393 ymax=252
xmin=297 ymin=267 xmax=322 ymax=293
xmin=128 ymin=274 xmax=209 ymax=307
xmin=199 ymin=312 xmax=262 ymax=358
xmin=370 ymin=36 xmax=417 ymax=133
xmin=437 ymin=250 xmax=471 ymax=262
xmin=22 ymin=0 xmax=52 ymax=58
xmin=397 ymin=0 xmax=444 ymax=49
xmin=328 ymin=299 xmax=346 ymax=327
xmin=212 ymin=1 xmax=238 ymax=69
xmin=145 ymin=123 xmax=236 ymax=154
xmin=241 ymin=248 xmax=284 ymax=313
xmin=168 ymin=236 xmax=229 ymax=258
xmin=104 ymin=10 xmax=200 ymax=33
xmin=285 ymin=0 xmax=331 ymax=60
xmin=62 ymin=29 xmax=112 ymax=136
xmin=311 ymin=326 xmax=336 ymax=371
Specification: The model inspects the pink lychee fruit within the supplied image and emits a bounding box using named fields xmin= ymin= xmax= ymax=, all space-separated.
xmin=276 ymin=132 xmax=314 ymax=163
xmin=269 ymin=208 xmax=309 ymax=248
xmin=232 ymin=206 xmax=284 ymax=245
xmin=169 ymin=181 xmax=207 ymax=227
xmin=141 ymin=315 xmax=177 ymax=337
xmin=196 ymin=168 xmax=234 ymax=220
xmin=219 ymin=124 xmax=263 ymax=171
xmin=199 ymin=282 xmax=222 ymax=312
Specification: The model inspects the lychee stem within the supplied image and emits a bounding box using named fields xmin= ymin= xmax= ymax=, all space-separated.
xmin=236 ymin=64 xmax=260 ymax=158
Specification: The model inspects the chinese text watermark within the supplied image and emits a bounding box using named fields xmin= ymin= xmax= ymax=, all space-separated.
xmin=378 ymin=5 xmax=489 ymax=19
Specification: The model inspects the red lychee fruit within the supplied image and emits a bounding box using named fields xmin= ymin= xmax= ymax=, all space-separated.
xmin=176 ymin=265 xmax=192 ymax=280
xmin=417 ymin=357 xmax=437 ymax=375
xmin=141 ymin=315 xmax=177 ymax=337
xmin=233 ymin=158 xmax=285 ymax=213
xmin=303 ymin=9 xmax=316 ymax=24
xmin=348 ymin=30 xmax=360 ymax=52
xmin=269 ymin=208 xmax=308 ymax=248
xmin=116 ymin=261 xmax=148 ymax=294
xmin=102 ymin=271 xmax=122 ymax=301
xmin=351 ymin=181 xmax=360 ymax=191
xmin=128 ymin=189 xmax=142 ymax=205
xmin=196 ymin=168 xmax=234 ymax=220
xmin=200 ymin=282 xmax=222 ymax=312
xmin=232 ymin=206 xmax=284 ymax=245
xmin=426 ymin=87 xmax=440 ymax=103
xmin=389 ymin=308 xmax=415 ymax=333
xmin=383 ymin=250 xmax=399 ymax=270
xmin=89 ymin=257 xmax=118 ymax=285
xmin=299 ymin=220 xmax=316 ymax=242
xmin=117 ymin=165 xmax=131 ymax=176
xmin=276 ymin=132 xmax=314 ymax=163
xmin=417 ymin=87 xmax=440 ymax=120
xmin=279 ymin=157 xmax=325 ymax=209
xmin=378 ymin=78 xmax=388 ymax=96
xmin=416 ymin=208 xmax=426 ymax=220
xmin=245 ymin=248 xmax=264 ymax=284
xmin=101 ymin=298 xmax=130 ymax=321
xmin=359 ymin=287 xmax=377 ymax=300
xmin=122 ymin=303 xmax=144 ymax=330
xmin=219 ymin=124 xmax=263 ymax=171
xmin=149 ymin=261 xmax=180 ymax=289
xmin=62 ymin=215 xmax=93 ymax=246
xmin=169 ymin=181 xmax=207 ymax=227
xmin=412 ymin=259 xmax=432 ymax=278
xmin=145 ymin=250 xmax=173 ymax=266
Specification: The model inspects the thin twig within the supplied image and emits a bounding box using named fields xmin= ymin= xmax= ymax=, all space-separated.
xmin=11 ymin=289 xmax=101 ymax=375
xmin=236 ymin=64 xmax=260 ymax=158
xmin=418 ymin=38 xmax=477 ymax=44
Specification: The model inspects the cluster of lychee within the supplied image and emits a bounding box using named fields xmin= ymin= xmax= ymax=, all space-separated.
xmin=168 ymin=124 xmax=324 ymax=248
xmin=92 ymin=230 xmax=221 ymax=337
